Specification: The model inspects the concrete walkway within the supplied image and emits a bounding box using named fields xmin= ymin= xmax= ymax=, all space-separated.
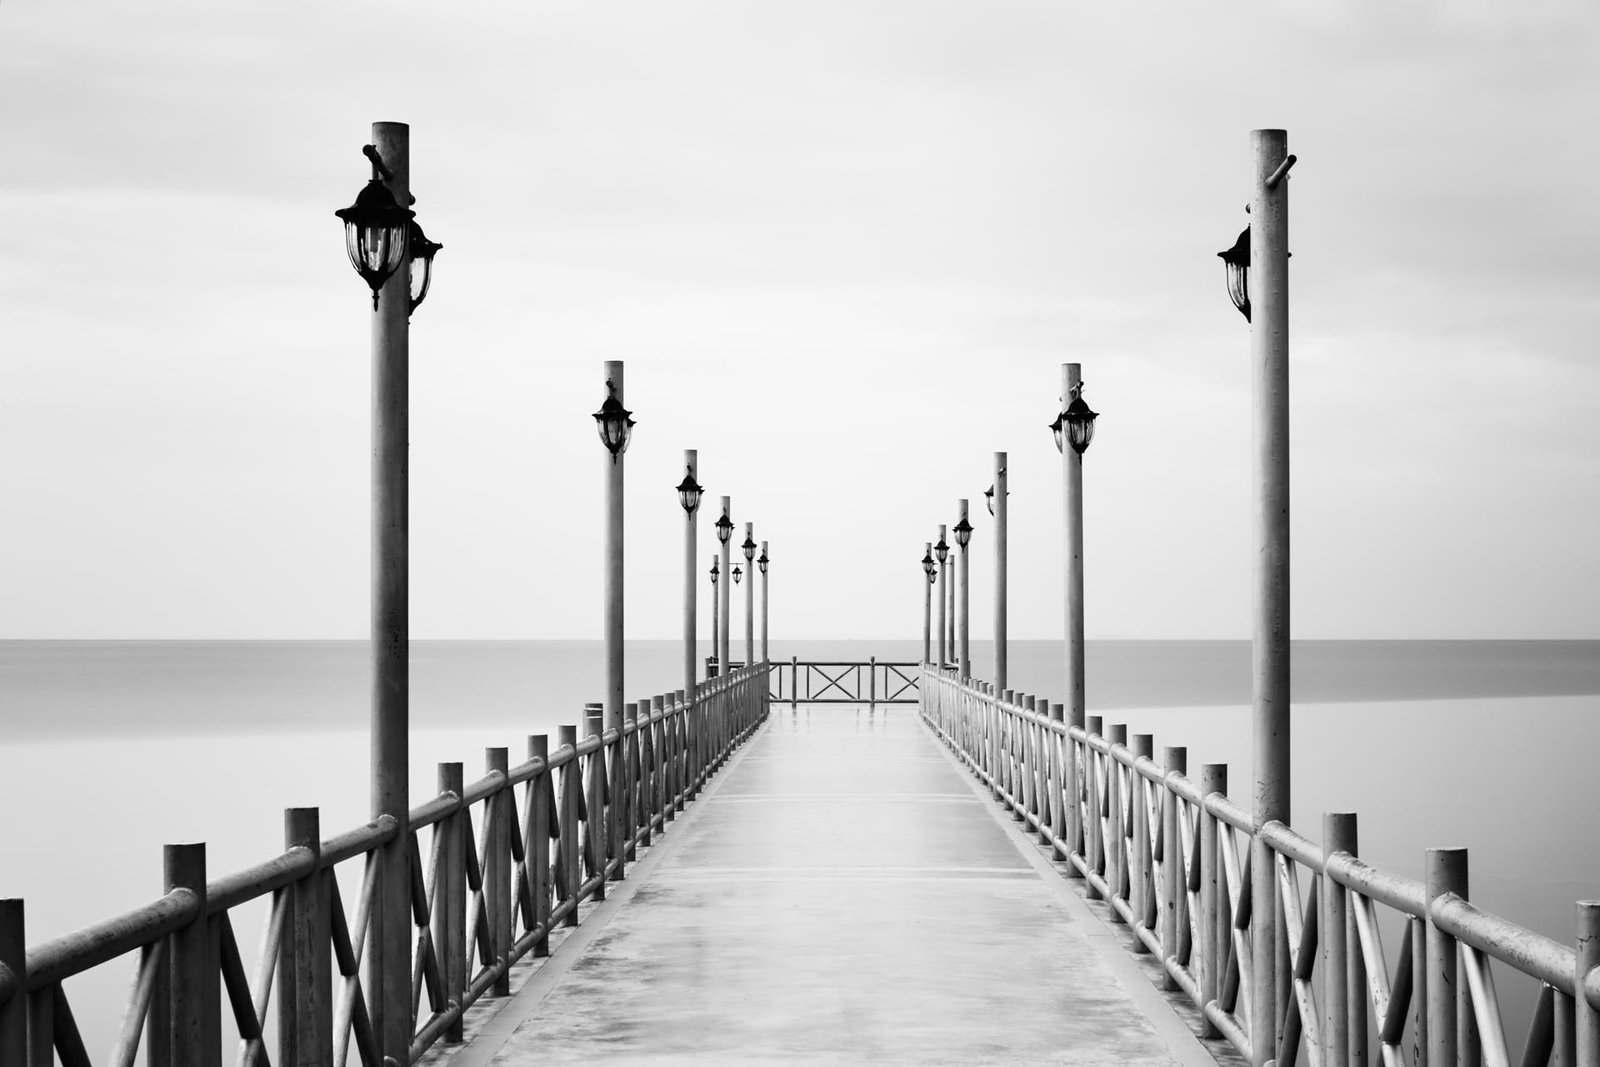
xmin=447 ymin=707 xmax=1220 ymax=1066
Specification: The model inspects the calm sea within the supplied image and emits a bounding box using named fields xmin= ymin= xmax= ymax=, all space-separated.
xmin=3 ymin=638 xmax=1597 ymax=1053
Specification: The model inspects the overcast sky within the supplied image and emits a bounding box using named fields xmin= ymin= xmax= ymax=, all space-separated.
xmin=3 ymin=1 xmax=1598 ymax=640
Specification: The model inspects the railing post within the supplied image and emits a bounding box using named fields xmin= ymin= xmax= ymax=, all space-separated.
xmin=280 ymin=808 xmax=333 ymax=1063
xmin=1161 ymin=747 xmax=1186 ymax=988
xmin=1426 ymin=847 xmax=1469 ymax=1067
xmin=165 ymin=842 xmax=218 ymax=1067
xmin=628 ymin=699 xmax=649 ymax=855
xmin=1577 ymin=901 xmax=1600 ymax=1066
xmin=1198 ymin=764 xmax=1227 ymax=1038
xmin=1131 ymin=732 xmax=1154 ymax=948
xmin=1049 ymin=704 xmax=1067 ymax=858
xmin=557 ymin=725 xmax=581 ymax=927
xmin=0 ymin=900 xmax=24 ymax=1065
xmin=1108 ymin=723 xmax=1129 ymax=917
xmin=484 ymin=748 xmax=512 ymax=995
xmin=584 ymin=705 xmax=607 ymax=900
xmin=869 ymin=656 xmax=877 ymax=711
xmin=791 ymin=655 xmax=799 ymax=711
xmin=1321 ymin=812 xmax=1357 ymax=1067
xmin=526 ymin=741 xmax=552 ymax=958
xmin=1086 ymin=714 xmax=1105 ymax=901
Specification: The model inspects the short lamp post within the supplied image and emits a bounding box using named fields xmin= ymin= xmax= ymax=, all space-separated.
xmin=953 ymin=503 xmax=973 ymax=678
xmin=593 ymin=363 xmax=634 ymax=740
xmin=757 ymin=543 xmax=770 ymax=664
xmin=334 ymin=122 xmax=445 ymax=1058
xmin=742 ymin=526 xmax=757 ymax=668
xmin=715 ymin=500 xmax=733 ymax=675
xmin=934 ymin=527 xmax=949 ymax=669
xmin=709 ymin=559 xmax=720 ymax=677
xmin=677 ymin=454 xmax=702 ymax=697
xmin=991 ymin=454 xmax=1009 ymax=691
xmin=921 ymin=545 xmax=936 ymax=664
xmin=1051 ymin=363 xmax=1097 ymax=874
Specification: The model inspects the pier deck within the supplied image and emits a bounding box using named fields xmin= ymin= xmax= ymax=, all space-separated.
xmin=441 ymin=706 xmax=1220 ymax=1066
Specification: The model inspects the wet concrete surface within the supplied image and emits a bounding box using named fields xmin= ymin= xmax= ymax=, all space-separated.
xmin=462 ymin=707 xmax=1218 ymax=1066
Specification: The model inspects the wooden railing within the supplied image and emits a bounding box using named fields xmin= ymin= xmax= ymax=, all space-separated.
xmin=0 ymin=662 xmax=770 ymax=1066
xmin=921 ymin=666 xmax=1600 ymax=1067
xmin=769 ymin=659 xmax=920 ymax=707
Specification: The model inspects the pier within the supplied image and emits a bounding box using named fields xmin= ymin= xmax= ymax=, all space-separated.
xmin=6 ymin=659 xmax=1600 ymax=1066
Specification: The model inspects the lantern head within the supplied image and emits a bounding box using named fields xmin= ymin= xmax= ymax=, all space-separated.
xmin=715 ymin=511 xmax=733 ymax=545
xmin=710 ymin=558 xmax=719 ymax=584
xmin=984 ymin=484 xmax=995 ymax=516
xmin=1062 ymin=382 xmax=1098 ymax=455
xmin=676 ymin=470 xmax=703 ymax=515
xmin=757 ymin=548 xmax=768 ymax=574
xmin=407 ymin=219 xmax=443 ymax=315
xmin=593 ymin=378 xmax=635 ymax=461
xmin=742 ymin=533 xmax=757 ymax=562
xmin=732 ymin=565 xmax=743 ymax=585
xmin=1218 ymin=226 xmax=1251 ymax=322
xmin=934 ymin=536 xmax=949 ymax=564
xmin=953 ymin=516 xmax=973 ymax=549
xmin=335 ymin=146 xmax=415 ymax=309
xmin=921 ymin=550 xmax=936 ymax=580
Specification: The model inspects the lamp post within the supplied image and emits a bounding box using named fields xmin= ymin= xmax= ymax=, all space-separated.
xmin=934 ymin=527 xmax=949 ymax=669
xmin=335 ymin=121 xmax=447 ymax=1059
xmin=1222 ymin=128 xmax=1295 ymax=1066
xmin=1051 ymin=362 xmax=1097 ymax=877
xmin=742 ymin=525 xmax=756 ymax=668
xmin=992 ymin=454 xmax=1009 ymax=691
xmin=758 ymin=542 xmax=769 ymax=663
xmin=921 ymin=544 xmax=935 ymax=664
xmin=715 ymin=500 xmax=733 ymax=673
xmin=593 ymin=362 xmax=634 ymax=740
xmin=953 ymin=502 xmax=973 ymax=678
xmin=677 ymin=453 xmax=702 ymax=697
xmin=709 ymin=559 xmax=720 ymax=677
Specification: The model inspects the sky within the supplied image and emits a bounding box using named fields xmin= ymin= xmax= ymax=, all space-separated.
xmin=2 ymin=1 xmax=1598 ymax=641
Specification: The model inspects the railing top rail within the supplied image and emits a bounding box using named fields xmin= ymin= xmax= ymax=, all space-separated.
xmin=917 ymin=662 xmax=1584 ymax=1001
xmin=9 ymin=662 xmax=773 ymax=1001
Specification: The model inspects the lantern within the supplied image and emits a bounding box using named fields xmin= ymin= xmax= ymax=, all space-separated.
xmin=677 ymin=470 xmax=704 ymax=515
xmin=593 ymin=378 xmax=635 ymax=460
xmin=921 ymin=550 xmax=936 ymax=582
xmin=710 ymin=559 xmax=719 ymax=584
xmin=742 ymin=532 xmax=757 ymax=562
xmin=1051 ymin=382 xmax=1098 ymax=456
xmin=334 ymin=146 xmax=414 ymax=308
xmin=407 ymin=219 xmax=443 ymax=314
xmin=1218 ymin=226 xmax=1251 ymax=322
xmin=715 ymin=511 xmax=734 ymax=545
xmin=984 ymin=484 xmax=995 ymax=516
xmin=953 ymin=516 xmax=973 ymax=549
xmin=934 ymin=536 xmax=949 ymax=564
xmin=757 ymin=548 xmax=769 ymax=575
xmin=732 ymin=565 xmax=743 ymax=585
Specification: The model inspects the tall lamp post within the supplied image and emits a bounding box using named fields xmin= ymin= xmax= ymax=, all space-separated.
xmin=742 ymin=525 xmax=757 ymax=667
xmin=953 ymin=502 xmax=973 ymax=677
xmin=1050 ymin=362 xmax=1097 ymax=874
xmin=677 ymin=453 xmax=703 ymax=697
xmin=921 ymin=544 xmax=935 ymax=664
xmin=1219 ymin=129 xmax=1295 ymax=1065
xmin=334 ymin=121 xmax=442 ymax=1060
xmin=934 ymin=527 xmax=949 ymax=669
xmin=990 ymin=455 xmax=1008 ymax=691
xmin=715 ymin=500 xmax=733 ymax=674
xmin=709 ymin=559 xmax=720 ymax=676
xmin=757 ymin=543 xmax=770 ymax=663
xmin=593 ymin=363 xmax=634 ymax=739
